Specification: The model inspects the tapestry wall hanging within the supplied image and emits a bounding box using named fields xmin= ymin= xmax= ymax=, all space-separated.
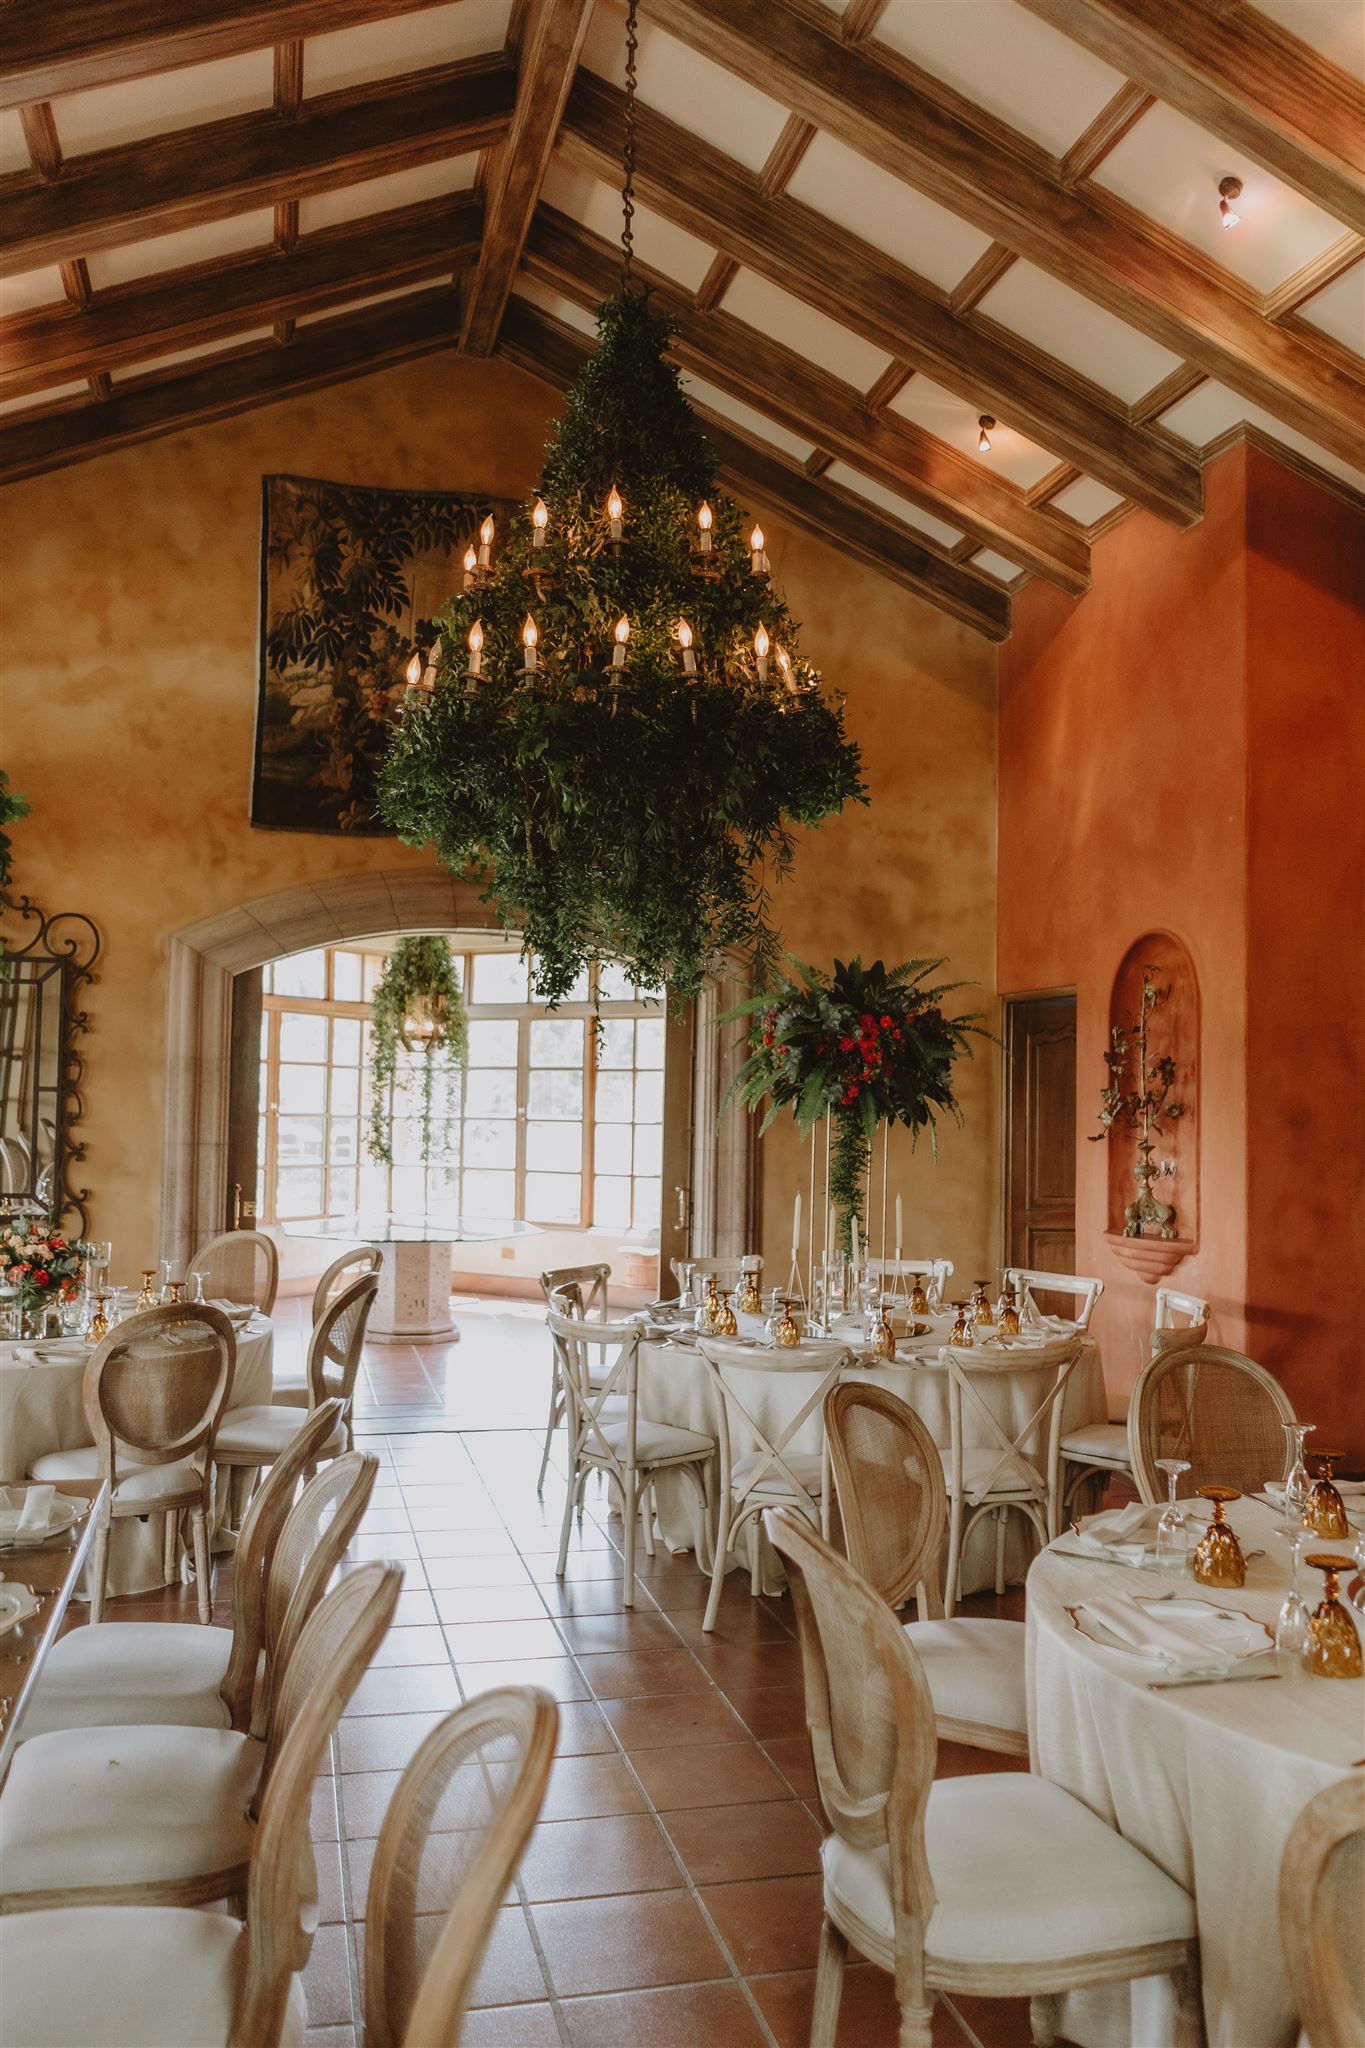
xmin=252 ymin=474 xmax=512 ymax=834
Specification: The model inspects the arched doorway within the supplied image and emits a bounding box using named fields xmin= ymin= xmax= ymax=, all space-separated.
xmin=159 ymin=869 xmax=756 ymax=1272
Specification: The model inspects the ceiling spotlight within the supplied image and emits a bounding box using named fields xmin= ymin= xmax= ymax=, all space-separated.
xmin=1218 ymin=176 xmax=1243 ymax=229
xmin=977 ymin=415 xmax=995 ymax=455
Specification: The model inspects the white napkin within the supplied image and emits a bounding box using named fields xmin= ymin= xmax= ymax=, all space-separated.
xmin=0 ymin=1483 xmax=55 ymax=1537
xmin=1069 ymin=1501 xmax=1164 ymax=1564
xmin=1076 ymin=1592 xmax=1266 ymax=1674
xmin=1265 ymin=1477 xmax=1365 ymax=1504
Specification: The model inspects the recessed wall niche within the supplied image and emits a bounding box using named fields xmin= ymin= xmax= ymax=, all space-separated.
xmin=1100 ymin=932 xmax=1200 ymax=1282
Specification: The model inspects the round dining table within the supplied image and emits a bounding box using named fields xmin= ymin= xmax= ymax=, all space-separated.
xmin=1026 ymin=1494 xmax=1363 ymax=2048
xmin=0 ymin=1313 xmax=274 ymax=1597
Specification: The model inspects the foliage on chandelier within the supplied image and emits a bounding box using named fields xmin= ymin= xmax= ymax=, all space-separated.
xmin=366 ymin=936 xmax=468 ymax=1168
xmin=378 ymin=294 xmax=865 ymax=1005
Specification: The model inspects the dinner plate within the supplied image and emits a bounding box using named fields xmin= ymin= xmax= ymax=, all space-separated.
xmin=0 ymin=1586 xmax=42 ymax=1637
xmin=0 ymin=1494 xmax=83 ymax=1550
xmin=1064 ymin=1594 xmax=1273 ymax=1669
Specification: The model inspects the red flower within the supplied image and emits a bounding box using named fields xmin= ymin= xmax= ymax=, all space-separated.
xmin=32 ymin=1270 xmax=51 ymax=1288
xmin=838 ymin=1036 xmax=854 ymax=1052
xmin=860 ymin=1014 xmax=874 ymax=1030
xmin=50 ymin=1237 xmax=67 ymax=1250
xmin=879 ymin=1015 xmax=892 ymax=1029
xmin=762 ymin=1032 xmax=774 ymax=1046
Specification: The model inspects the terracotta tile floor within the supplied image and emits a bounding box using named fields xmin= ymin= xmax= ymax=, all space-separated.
xmin=90 ymin=1298 xmax=1051 ymax=2048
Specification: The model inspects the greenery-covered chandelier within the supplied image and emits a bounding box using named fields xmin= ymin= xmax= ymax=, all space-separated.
xmin=379 ymin=9 xmax=864 ymax=1004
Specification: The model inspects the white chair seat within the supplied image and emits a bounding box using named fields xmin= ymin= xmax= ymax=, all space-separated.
xmin=29 ymin=1448 xmax=201 ymax=1504
xmin=213 ymin=1405 xmax=344 ymax=1460
xmin=0 ymin=1906 xmax=306 ymax=2048
xmin=939 ymin=1447 xmax=1042 ymax=1497
xmin=731 ymin=1449 xmax=824 ymax=1499
xmin=0 ymin=1724 xmax=261 ymax=1900
xmin=19 ymin=1622 xmax=233 ymax=1741
xmin=822 ymin=1774 xmax=1195 ymax=1968
xmin=1060 ymin=1420 xmax=1131 ymax=1465
xmin=592 ymin=1418 xmax=713 ymax=1466
xmin=902 ymin=1618 xmax=1027 ymax=1740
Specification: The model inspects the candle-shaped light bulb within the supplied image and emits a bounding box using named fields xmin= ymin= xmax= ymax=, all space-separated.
xmin=753 ymin=622 xmax=770 ymax=681
xmin=677 ymin=618 xmax=697 ymax=675
xmin=611 ymin=613 xmax=630 ymax=669
xmin=405 ymin=651 xmax=423 ymax=689
xmin=521 ymin=613 xmax=539 ymax=671
xmin=478 ymin=514 xmax=495 ymax=567
xmin=696 ymin=500 xmax=713 ymax=553
xmin=462 ymin=543 xmax=478 ymax=590
xmin=749 ymin=524 xmax=769 ymax=575
xmin=606 ymin=484 xmax=624 ymax=541
xmin=467 ymin=618 xmax=484 ymax=676
xmin=775 ymin=646 xmax=797 ymax=695
xmin=531 ymin=497 xmax=548 ymax=547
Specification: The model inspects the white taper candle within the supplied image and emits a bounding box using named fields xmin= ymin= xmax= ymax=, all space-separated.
xmin=791 ymin=1191 xmax=801 ymax=1257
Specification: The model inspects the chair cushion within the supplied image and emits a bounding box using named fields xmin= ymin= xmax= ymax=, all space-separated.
xmin=213 ymin=1405 xmax=343 ymax=1459
xmin=19 ymin=1623 xmax=233 ymax=1741
xmin=29 ymin=1449 xmax=201 ymax=1504
xmin=0 ymin=1724 xmax=261 ymax=1899
xmin=902 ymin=1618 xmax=1027 ymax=1739
xmin=1060 ymin=1421 xmax=1131 ymax=1465
xmin=939 ymin=1447 xmax=1042 ymax=1497
xmin=822 ymin=1774 xmax=1194 ymax=1969
xmin=593 ymin=1418 xmax=714 ymax=1465
xmin=730 ymin=1449 xmax=824 ymax=1499
xmin=0 ymin=1907 xmax=305 ymax=2048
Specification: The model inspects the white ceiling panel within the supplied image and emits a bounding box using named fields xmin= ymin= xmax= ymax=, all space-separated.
xmin=581 ymin=2 xmax=788 ymax=172
xmin=1158 ymin=378 xmax=1365 ymax=495
xmin=889 ymin=373 xmax=1058 ymax=487
xmin=1299 ymin=262 xmax=1365 ymax=356
xmin=540 ymin=161 xmax=716 ymax=290
xmin=0 ymin=381 xmax=89 ymax=416
xmin=824 ymin=462 xmax=964 ymax=547
xmin=970 ymin=548 xmax=1024 ymax=583
xmin=85 ymin=211 xmax=274 ymax=290
xmin=720 ymin=270 xmax=892 ymax=390
xmin=1249 ymin=2 xmax=1365 ymax=81
xmin=1094 ymin=103 xmax=1348 ymax=289
xmin=0 ymin=267 xmax=67 ymax=315
xmin=305 ymin=0 xmax=511 ymax=96
xmin=872 ymin=0 xmax=1125 ymax=155
xmin=512 ymin=277 xmax=599 ymax=340
xmin=296 ymin=283 xmax=436 ymax=325
xmin=54 ymin=51 xmax=274 ymax=155
xmin=298 ymin=156 xmax=479 ymax=234
xmin=1048 ymin=477 xmax=1126 ymax=526
xmin=110 ymin=330 xmax=273 ymax=382
xmin=978 ymin=259 xmax=1183 ymax=402
xmin=680 ymin=373 xmax=816 ymax=464
xmin=0 ymin=109 xmax=28 ymax=175
xmin=785 ymin=131 xmax=991 ymax=291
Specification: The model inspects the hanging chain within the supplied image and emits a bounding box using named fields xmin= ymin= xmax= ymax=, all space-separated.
xmin=620 ymin=0 xmax=639 ymax=291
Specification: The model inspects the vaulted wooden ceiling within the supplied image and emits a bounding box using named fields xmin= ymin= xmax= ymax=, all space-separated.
xmin=2 ymin=0 xmax=1362 ymax=640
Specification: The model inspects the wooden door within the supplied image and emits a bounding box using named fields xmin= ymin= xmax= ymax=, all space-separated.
xmin=225 ymin=969 xmax=262 ymax=1232
xmin=1003 ymin=993 xmax=1077 ymax=1279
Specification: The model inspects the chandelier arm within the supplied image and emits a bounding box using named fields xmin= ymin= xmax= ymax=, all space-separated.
xmin=620 ymin=0 xmax=639 ymax=291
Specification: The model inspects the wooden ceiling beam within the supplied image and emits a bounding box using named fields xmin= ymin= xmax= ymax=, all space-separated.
xmin=460 ymin=0 xmax=593 ymax=356
xmin=0 ymin=0 xmax=472 ymax=110
xmin=0 ymin=55 xmax=514 ymax=278
xmin=0 ymin=287 xmax=461 ymax=486
xmin=561 ymin=72 xmax=1203 ymax=526
xmin=522 ymin=206 xmax=1090 ymax=592
xmin=0 ymin=196 xmax=482 ymax=397
xmin=1015 ymin=0 xmax=1365 ymax=233
xmin=636 ymin=0 xmax=1365 ymax=466
xmin=497 ymin=296 xmax=1011 ymax=640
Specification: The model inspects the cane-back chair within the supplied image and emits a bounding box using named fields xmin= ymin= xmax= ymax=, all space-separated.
xmin=188 ymin=1230 xmax=279 ymax=1315
xmin=1280 ymin=1778 xmax=1365 ymax=2048
xmin=535 ymin=1263 xmax=611 ymax=1493
xmin=1127 ymin=1344 xmax=1296 ymax=1503
xmin=214 ymin=1272 xmax=378 ymax=1497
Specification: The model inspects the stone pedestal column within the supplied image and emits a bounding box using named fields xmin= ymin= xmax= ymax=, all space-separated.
xmin=368 ymin=1239 xmax=458 ymax=1343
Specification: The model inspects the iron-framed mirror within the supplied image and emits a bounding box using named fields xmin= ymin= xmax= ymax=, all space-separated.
xmin=0 ymin=893 xmax=99 ymax=1235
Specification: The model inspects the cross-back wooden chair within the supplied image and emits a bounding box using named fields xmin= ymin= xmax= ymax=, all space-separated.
xmin=1002 ymin=1266 xmax=1104 ymax=1330
xmin=214 ymin=1272 xmax=378 ymax=1507
xmin=363 ymin=1687 xmax=559 ymax=2048
xmin=311 ymin=1245 xmax=383 ymax=1327
xmin=547 ymin=1305 xmax=712 ymax=1606
xmin=823 ymin=1382 xmax=1026 ymax=1755
xmin=764 ymin=1507 xmax=1201 ymax=2048
xmin=0 ymin=1451 xmax=380 ymax=1915
xmin=20 ymin=1398 xmax=346 ymax=1742
xmin=697 ymin=1335 xmax=848 ymax=1633
xmin=0 ymin=1562 xmax=402 ymax=2048
xmin=941 ymin=1337 xmax=1083 ymax=1613
xmin=188 ymin=1229 xmax=280 ymax=1315
xmin=30 ymin=1302 xmax=236 ymax=1624
xmin=535 ymin=1262 xmax=611 ymax=1493
xmin=1128 ymin=1342 xmax=1296 ymax=1502
xmin=1060 ymin=1285 xmax=1211 ymax=1515
xmin=1280 ymin=1777 xmax=1365 ymax=2048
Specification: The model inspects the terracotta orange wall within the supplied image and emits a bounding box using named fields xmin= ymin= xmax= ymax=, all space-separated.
xmin=999 ymin=443 xmax=1365 ymax=1456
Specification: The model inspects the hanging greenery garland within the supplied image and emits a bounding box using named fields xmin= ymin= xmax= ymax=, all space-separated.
xmin=378 ymin=293 xmax=865 ymax=1006
xmin=366 ymin=937 xmax=468 ymax=1167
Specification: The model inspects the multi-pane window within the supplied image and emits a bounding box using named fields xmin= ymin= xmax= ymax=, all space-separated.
xmin=257 ymin=943 xmax=664 ymax=1231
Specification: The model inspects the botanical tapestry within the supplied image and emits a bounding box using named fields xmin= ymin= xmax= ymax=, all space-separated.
xmin=252 ymin=475 xmax=510 ymax=834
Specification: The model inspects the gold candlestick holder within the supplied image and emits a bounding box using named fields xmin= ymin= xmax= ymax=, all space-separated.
xmin=1192 ymin=1485 xmax=1246 ymax=1588
xmin=1304 ymin=1451 xmax=1351 ymax=1539
xmin=1302 ymin=1553 xmax=1363 ymax=1678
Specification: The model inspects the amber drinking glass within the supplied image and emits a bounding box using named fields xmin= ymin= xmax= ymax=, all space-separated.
xmin=1302 ymin=1554 xmax=1364 ymax=1678
xmin=1192 ymin=1485 xmax=1246 ymax=1589
xmin=1304 ymin=1452 xmax=1350 ymax=1540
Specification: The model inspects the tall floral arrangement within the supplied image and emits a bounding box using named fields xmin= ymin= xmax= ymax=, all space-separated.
xmin=0 ymin=1222 xmax=83 ymax=1317
xmin=366 ymin=938 xmax=468 ymax=1168
xmin=726 ymin=957 xmax=987 ymax=1251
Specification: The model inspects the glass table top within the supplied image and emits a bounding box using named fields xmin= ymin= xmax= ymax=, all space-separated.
xmin=280 ymin=1216 xmax=542 ymax=1246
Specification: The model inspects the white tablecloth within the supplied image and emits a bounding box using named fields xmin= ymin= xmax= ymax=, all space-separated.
xmin=1026 ymin=1496 xmax=1362 ymax=2048
xmin=637 ymin=1316 xmax=1107 ymax=1596
xmin=0 ymin=1316 xmax=274 ymax=1597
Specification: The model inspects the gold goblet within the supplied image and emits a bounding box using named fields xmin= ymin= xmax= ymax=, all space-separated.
xmin=907 ymin=1274 xmax=929 ymax=1319
xmin=712 ymin=1288 xmax=739 ymax=1339
xmin=736 ymin=1266 xmax=763 ymax=1318
xmin=867 ymin=1303 xmax=896 ymax=1359
xmin=1192 ymin=1485 xmax=1247 ymax=1589
xmin=88 ymin=1292 xmax=109 ymax=1343
xmin=695 ymin=1276 xmax=720 ymax=1337
xmin=772 ymin=1300 xmax=802 ymax=1350
xmin=971 ymin=1279 xmax=994 ymax=1327
xmin=995 ymin=1281 xmax=1021 ymax=1337
xmin=135 ymin=1269 xmax=157 ymax=1310
xmin=949 ymin=1302 xmax=975 ymax=1349
xmin=1304 ymin=1451 xmax=1351 ymax=1540
xmin=1302 ymin=1554 xmax=1364 ymax=1678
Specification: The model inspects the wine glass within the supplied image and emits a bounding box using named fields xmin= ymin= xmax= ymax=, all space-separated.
xmin=676 ymin=1262 xmax=695 ymax=1311
xmin=1276 ymin=1528 xmax=1310 ymax=1665
xmin=1283 ymin=1423 xmax=1315 ymax=1528
xmin=1154 ymin=1458 xmax=1192 ymax=1577
xmin=158 ymin=1257 xmax=182 ymax=1303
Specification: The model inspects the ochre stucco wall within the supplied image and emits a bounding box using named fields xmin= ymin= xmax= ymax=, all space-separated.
xmin=2 ymin=351 xmax=999 ymax=1288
